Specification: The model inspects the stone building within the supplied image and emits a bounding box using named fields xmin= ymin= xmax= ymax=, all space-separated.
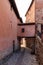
xmin=25 ymin=0 xmax=35 ymax=52
xmin=25 ymin=1 xmax=43 ymax=65
xmin=0 ymin=0 xmax=22 ymax=60
xmin=0 ymin=0 xmax=43 ymax=65
xmin=35 ymin=0 xmax=43 ymax=65
xmin=36 ymin=0 xmax=43 ymax=24
xmin=25 ymin=0 xmax=35 ymax=23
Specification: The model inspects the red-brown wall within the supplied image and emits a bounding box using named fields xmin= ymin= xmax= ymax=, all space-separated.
xmin=0 ymin=0 xmax=19 ymax=59
xmin=17 ymin=24 xmax=35 ymax=49
xmin=18 ymin=24 xmax=35 ymax=37
xmin=26 ymin=1 xmax=35 ymax=23
xmin=35 ymin=0 xmax=43 ymax=65
xmin=36 ymin=0 xmax=43 ymax=23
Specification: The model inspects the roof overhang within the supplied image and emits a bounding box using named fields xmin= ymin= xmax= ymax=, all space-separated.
xmin=8 ymin=0 xmax=23 ymax=23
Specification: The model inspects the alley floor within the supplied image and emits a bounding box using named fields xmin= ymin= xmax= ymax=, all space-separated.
xmin=2 ymin=47 xmax=39 ymax=65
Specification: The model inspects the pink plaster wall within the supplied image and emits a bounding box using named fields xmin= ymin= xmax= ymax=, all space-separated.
xmin=36 ymin=0 xmax=43 ymax=9
xmin=36 ymin=0 xmax=43 ymax=24
xmin=0 ymin=0 xmax=19 ymax=59
xmin=18 ymin=25 xmax=35 ymax=37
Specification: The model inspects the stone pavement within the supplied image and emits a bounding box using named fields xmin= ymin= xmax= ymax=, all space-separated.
xmin=3 ymin=48 xmax=39 ymax=65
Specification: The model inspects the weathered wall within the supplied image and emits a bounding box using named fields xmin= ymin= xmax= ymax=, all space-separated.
xmin=25 ymin=0 xmax=35 ymax=50
xmin=42 ymin=34 xmax=43 ymax=42
xmin=35 ymin=24 xmax=43 ymax=65
xmin=26 ymin=0 xmax=35 ymax=23
xmin=35 ymin=36 xmax=43 ymax=65
xmin=35 ymin=0 xmax=43 ymax=65
xmin=0 ymin=0 xmax=19 ymax=59
xmin=36 ymin=0 xmax=43 ymax=23
xmin=17 ymin=24 xmax=35 ymax=50
xmin=18 ymin=25 xmax=35 ymax=37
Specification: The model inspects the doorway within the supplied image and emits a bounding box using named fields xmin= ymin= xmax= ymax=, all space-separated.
xmin=21 ymin=38 xmax=26 ymax=48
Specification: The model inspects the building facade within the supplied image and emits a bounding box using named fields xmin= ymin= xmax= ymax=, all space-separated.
xmin=25 ymin=0 xmax=35 ymax=23
xmin=35 ymin=0 xmax=43 ymax=65
xmin=0 ymin=1 xmax=43 ymax=65
xmin=0 ymin=0 xmax=22 ymax=60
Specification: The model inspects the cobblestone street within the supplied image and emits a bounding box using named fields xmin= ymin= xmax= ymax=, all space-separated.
xmin=3 ymin=48 xmax=39 ymax=65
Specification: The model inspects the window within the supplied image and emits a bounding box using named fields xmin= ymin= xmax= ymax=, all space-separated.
xmin=22 ymin=28 xmax=25 ymax=33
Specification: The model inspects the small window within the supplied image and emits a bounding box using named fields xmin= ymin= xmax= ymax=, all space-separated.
xmin=22 ymin=28 xmax=25 ymax=33
xmin=42 ymin=17 xmax=43 ymax=20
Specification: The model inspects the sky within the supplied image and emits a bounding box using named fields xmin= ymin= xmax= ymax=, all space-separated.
xmin=15 ymin=0 xmax=32 ymax=23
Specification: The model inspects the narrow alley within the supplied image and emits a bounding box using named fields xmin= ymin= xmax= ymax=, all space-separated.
xmin=0 ymin=0 xmax=43 ymax=65
xmin=2 ymin=47 xmax=38 ymax=65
